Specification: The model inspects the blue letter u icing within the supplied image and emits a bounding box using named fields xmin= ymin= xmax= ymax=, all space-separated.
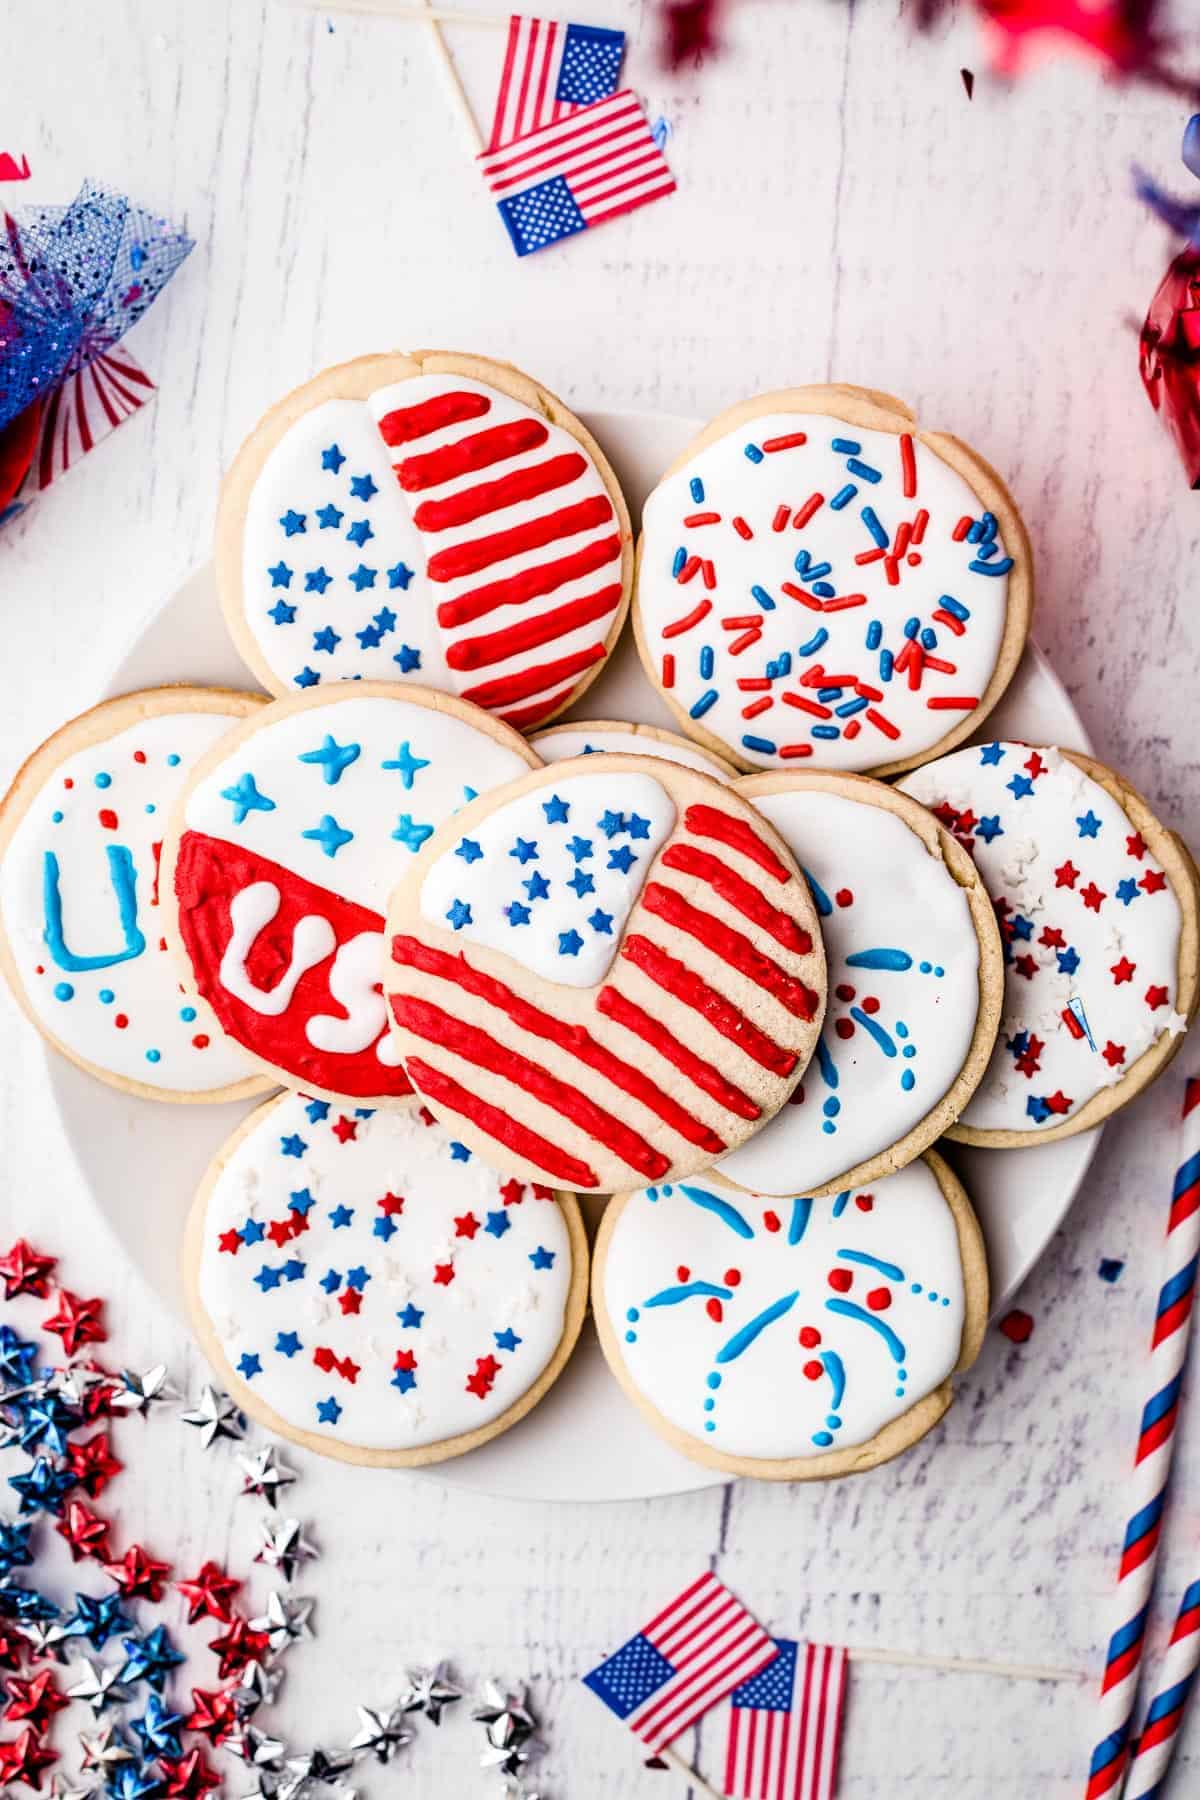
xmin=42 ymin=846 xmax=146 ymax=972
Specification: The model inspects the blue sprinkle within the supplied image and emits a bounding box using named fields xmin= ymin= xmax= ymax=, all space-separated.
xmin=866 ymin=620 xmax=882 ymax=650
xmin=847 ymin=457 xmax=881 ymax=483
xmin=860 ymin=505 xmax=888 ymax=548
xmin=969 ymin=555 xmax=1014 ymax=577
xmin=966 ymin=519 xmax=984 ymax=543
xmin=672 ymin=546 xmax=687 ymax=578
xmin=744 ymin=443 xmax=764 ymax=463
xmin=180 ymin=1006 xmax=196 ymax=1022
xmin=880 ymin=650 xmax=894 ymax=681
xmin=823 ymin=1097 xmax=840 ymax=1117
xmin=816 ymin=687 xmax=843 ymax=702
xmin=53 ymin=982 xmax=73 ymax=1001
xmin=750 ymin=584 xmax=776 ymax=612
xmin=980 ymin=511 xmax=997 ymax=540
xmin=811 ymin=581 xmax=835 ymax=599
xmin=831 ymin=437 xmax=861 ymax=455
xmin=830 ymin=483 xmax=857 ymax=511
xmin=706 ymin=1372 xmax=721 ymax=1390
xmin=166 ymin=754 xmax=180 ymax=767
xmin=904 ymin=616 xmax=919 ymax=639
xmin=94 ymin=772 xmax=112 ymax=790
xmin=99 ymin=989 xmax=114 ymax=1004
xmin=145 ymin=1049 xmax=161 ymax=1064
xmin=798 ymin=627 xmax=828 ymax=658
xmin=920 ymin=627 xmax=937 ymax=650
xmin=835 ymin=696 xmax=869 ymax=718
xmin=51 ymin=810 xmax=63 ymax=823
xmin=976 ymin=540 xmax=999 ymax=562
xmin=690 ymin=689 xmax=719 ymax=720
xmin=901 ymin=1070 xmax=915 ymax=1090
xmin=699 ymin=645 xmax=714 ymax=679
xmin=812 ymin=1430 xmax=834 ymax=1447
xmin=811 ymin=725 xmax=840 ymax=740
xmin=690 ymin=477 xmax=705 ymax=503
xmin=742 ymin=735 xmax=777 ymax=755
xmin=939 ymin=594 xmax=969 ymax=621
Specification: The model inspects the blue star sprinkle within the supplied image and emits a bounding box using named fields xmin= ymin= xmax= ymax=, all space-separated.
xmin=568 ymin=869 xmax=595 ymax=898
xmin=241 ymin=1220 xmax=265 ymax=1246
xmin=254 ymin=1267 xmax=283 ymax=1293
xmin=382 ymin=741 xmax=430 ymax=788
xmin=68 ymin=1591 xmax=131 ymax=1649
xmin=626 ymin=812 xmax=652 ymax=839
xmin=275 ymin=1331 xmax=302 ymax=1358
xmin=456 ymin=837 xmax=484 ymax=864
xmin=391 ymin=1365 xmax=417 ymax=1394
xmin=1116 ymin=878 xmax=1141 ymax=906
xmin=449 ymin=1142 xmax=471 ymax=1161
xmin=316 ymin=503 xmax=343 ymax=530
xmin=588 ymin=908 xmax=614 ymax=934
xmin=320 ymin=1270 xmax=341 ymax=1295
xmin=374 ymin=606 xmax=397 ymax=633
xmin=282 ymin=1259 xmax=305 ymax=1283
xmin=350 ymin=473 xmax=378 ymax=501
xmin=220 ymin=772 xmax=275 ymax=825
xmin=280 ymin=509 xmax=306 ymax=537
xmin=485 ymin=1211 xmax=510 ymax=1238
xmin=447 ymin=899 xmax=473 ymax=930
xmin=317 ymin=1397 xmax=342 ymax=1425
xmin=346 ymin=1266 xmax=369 ymax=1290
xmin=349 ymin=564 xmax=377 ymax=591
xmin=1007 ymin=774 xmax=1034 ymax=800
xmin=280 ymin=1134 xmax=307 ymax=1158
xmin=599 ymin=810 xmax=625 ymax=838
xmin=506 ymin=902 xmax=531 ymax=926
xmin=268 ymin=561 xmax=293 ymax=587
xmin=393 ymin=644 xmax=421 ymax=673
xmin=110 ymin=1765 xmax=163 ymax=1800
xmin=558 ymin=929 xmax=584 ymax=957
xmin=494 ymin=1328 xmax=522 ymax=1352
xmin=312 ymin=626 xmax=341 ymax=654
xmin=321 ymin=444 xmax=346 ymax=472
xmin=131 ymin=1694 xmax=186 ymax=1760
xmin=305 ymin=567 xmax=333 ymax=594
xmin=392 ymin=813 xmax=434 ymax=851
xmin=607 ymin=845 xmax=637 ymax=874
xmin=979 ymin=742 xmax=1006 ymax=765
xmin=387 ymin=562 xmax=414 ymax=589
xmin=373 ymin=1215 xmax=397 ymax=1242
xmin=236 ymin=1353 xmax=262 ymax=1381
xmin=1077 ymin=810 xmax=1102 ymax=838
xmin=1026 ymin=1095 xmax=1052 ymax=1123
xmin=268 ymin=599 xmax=296 ymax=625
xmin=567 ymin=836 xmax=593 ymax=863
xmin=298 ymin=734 xmax=361 ymax=784
xmin=529 ymin=1246 xmax=555 ymax=1270
xmin=975 ymin=815 xmax=1004 ymax=843
xmin=288 ymin=1189 xmax=316 ymax=1216
xmin=305 ymin=1100 xmax=330 ymax=1121
xmin=510 ymin=837 xmax=539 ymax=864
xmin=523 ymin=870 xmax=550 ymax=901
xmin=329 ymin=1205 xmax=354 ymax=1229
xmin=302 ymin=814 xmax=353 ymax=857
xmin=398 ymin=1303 xmax=424 ymax=1328
xmin=543 ymin=794 xmax=570 ymax=823
xmin=1010 ymin=915 xmax=1034 ymax=942
xmin=294 ymin=667 xmax=320 ymax=689
xmin=0 ymin=1520 xmax=34 ymax=1575
xmin=346 ymin=519 xmax=374 ymax=548
xmin=1057 ymin=946 xmax=1081 ymax=975
xmin=8 ymin=1459 xmax=73 ymax=1514
xmin=356 ymin=624 xmax=384 ymax=649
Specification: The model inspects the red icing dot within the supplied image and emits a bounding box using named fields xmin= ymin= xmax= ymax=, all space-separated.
xmin=676 ymin=1265 xmax=690 ymax=1283
xmin=34 ymin=965 xmax=44 ymax=976
xmin=63 ymin=778 xmax=73 ymax=790
xmin=855 ymin=1194 xmax=874 ymax=1212
xmin=835 ymin=1019 xmax=855 ymax=1039
xmin=907 ymin=552 xmax=922 ymax=566
xmin=802 ymin=1360 xmax=824 ymax=1381
xmin=867 ymin=1287 xmax=892 ymax=1311
xmin=828 ymin=1268 xmax=853 ymax=1293
xmin=762 ymin=1210 xmax=781 ymax=1233
xmin=835 ymin=888 xmax=854 ymax=907
xmin=192 ymin=1034 xmax=210 ymax=1049
xmin=723 ymin=1268 xmax=741 ymax=1287
xmin=862 ymin=995 xmax=880 ymax=1014
xmin=114 ymin=1014 xmax=129 ymax=1030
xmin=706 ymin=1297 xmax=723 ymax=1322
xmin=133 ymin=750 xmax=147 ymax=764
xmin=835 ymin=983 xmax=856 ymax=1002
xmin=98 ymin=809 xmax=118 ymax=830
xmin=798 ymin=1325 xmax=821 ymax=1348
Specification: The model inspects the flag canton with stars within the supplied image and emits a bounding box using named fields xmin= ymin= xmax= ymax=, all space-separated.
xmin=582 ymin=1634 xmax=676 ymax=1719
xmin=498 ymin=178 xmax=588 ymax=258
xmin=555 ymin=24 xmax=626 ymax=104
xmin=730 ymin=1637 xmax=798 ymax=1710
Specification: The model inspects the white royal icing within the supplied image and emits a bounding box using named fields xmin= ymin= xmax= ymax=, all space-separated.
xmin=532 ymin=722 xmax=734 ymax=781
xmin=638 ymin=412 xmax=1013 ymax=772
xmin=419 ymin=772 xmax=676 ymax=988
xmin=602 ymin=1163 xmax=967 ymax=1461
xmin=241 ymin=374 xmax=625 ymax=725
xmin=718 ymin=788 xmax=981 ymax=1193
xmin=900 ymin=743 xmax=1186 ymax=1131
xmin=196 ymin=1093 xmax=574 ymax=1450
xmin=1 ymin=709 xmax=257 ymax=1092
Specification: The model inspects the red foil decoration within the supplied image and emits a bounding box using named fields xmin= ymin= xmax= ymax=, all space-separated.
xmin=1140 ymin=249 xmax=1200 ymax=487
xmin=0 ymin=398 xmax=39 ymax=513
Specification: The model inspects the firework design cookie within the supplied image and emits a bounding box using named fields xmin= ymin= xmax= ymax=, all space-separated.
xmin=0 ymin=688 xmax=267 ymax=1102
xmin=634 ymin=385 xmax=1032 ymax=776
xmin=593 ymin=1154 xmax=987 ymax=1479
xmin=531 ymin=718 xmax=738 ymax=781
xmin=218 ymin=351 xmax=632 ymax=729
xmin=900 ymin=744 xmax=1200 ymax=1143
xmin=717 ymin=772 xmax=1002 ymax=1197
xmin=186 ymin=1090 xmax=586 ymax=1466
xmin=385 ymin=756 xmax=826 ymax=1190
xmin=160 ymin=684 xmax=537 ymax=1105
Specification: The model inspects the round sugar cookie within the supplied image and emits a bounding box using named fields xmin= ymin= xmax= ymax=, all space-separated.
xmin=185 ymin=1090 xmax=587 ymax=1466
xmin=159 ymin=683 xmax=538 ymax=1106
xmin=717 ymin=772 xmax=1003 ymax=1196
xmin=0 ymin=687 xmax=269 ymax=1103
xmin=530 ymin=718 xmax=738 ymax=781
xmin=384 ymin=754 xmax=827 ymax=1191
xmin=900 ymin=743 xmax=1200 ymax=1144
xmin=217 ymin=350 xmax=633 ymax=728
xmin=593 ymin=1153 xmax=988 ymax=1480
xmin=634 ymin=384 xmax=1032 ymax=776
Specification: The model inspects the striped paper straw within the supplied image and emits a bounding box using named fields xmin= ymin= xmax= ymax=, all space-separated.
xmin=1085 ymin=1074 xmax=1200 ymax=1799
xmin=1124 ymin=1578 xmax=1200 ymax=1798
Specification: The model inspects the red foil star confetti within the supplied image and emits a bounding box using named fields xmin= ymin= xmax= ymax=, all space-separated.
xmin=158 ymin=1749 xmax=221 ymax=1799
xmin=1139 ymin=116 xmax=1200 ymax=486
xmin=54 ymin=1499 xmax=112 ymax=1562
xmin=41 ymin=1289 xmax=105 ymax=1357
xmin=0 ymin=1725 xmax=58 ymax=1790
xmin=0 ymin=1240 xmax=56 ymax=1301
xmin=2 ymin=1670 xmax=68 ymax=1732
xmin=65 ymin=1429 xmax=122 ymax=1497
xmin=184 ymin=1688 xmax=238 ymax=1745
xmin=176 ymin=1561 xmax=241 ymax=1625
xmin=103 ymin=1543 xmax=171 ymax=1601
xmin=207 ymin=1617 xmax=272 ymax=1682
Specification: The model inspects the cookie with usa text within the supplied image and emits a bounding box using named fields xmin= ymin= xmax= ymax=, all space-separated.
xmin=217 ymin=350 xmax=632 ymax=727
xmin=185 ymin=1089 xmax=587 ymax=1466
xmin=531 ymin=717 xmax=739 ymax=781
xmin=159 ymin=682 xmax=538 ymax=1106
xmin=384 ymin=755 xmax=826 ymax=1191
xmin=634 ymin=384 xmax=1032 ymax=776
xmin=716 ymin=770 xmax=1003 ymax=1197
xmin=900 ymin=744 xmax=1200 ymax=1145
xmin=592 ymin=1152 xmax=988 ymax=1480
xmin=0 ymin=687 xmax=269 ymax=1102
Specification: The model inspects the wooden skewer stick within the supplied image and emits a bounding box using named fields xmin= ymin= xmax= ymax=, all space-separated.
xmin=659 ymin=1744 xmax=728 ymax=1800
xmin=845 ymin=1646 xmax=1084 ymax=1684
xmin=284 ymin=0 xmax=509 ymax=25
xmin=412 ymin=0 xmax=486 ymax=154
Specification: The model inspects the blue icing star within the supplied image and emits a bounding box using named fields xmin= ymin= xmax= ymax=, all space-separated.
xmin=221 ymin=772 xmax=275 ymax=825
xmin=446 ymin=899 xmax=473 ymax=930
xmin=607 ymin=845 xmax=637 ymax=874
xmin=975 ymin=814 xmax=1004 ymax=843
xmin=321 ymin=444 xmax=346 ymax=472
xmin=282 ymin=1259 xmax=306 ymax=1282
xmin=357 ymin=624 xmax=383 ymax=649
xmin=268 ymin=599 xmax=296 ymax=625
xmin=288 ymin=1188 xmax=316 ymax=1215
xmin=568 ymin=869 xmax=595 ymax=898
xmin=456 ymin=837 xmax=484 ymax=863
xmin=313 ymin=625 xmax=341 ymax=654
xmin=626 ymin=812 xmax=652 ymax=840
xmin=320 ymin=1269 xmax=341 ymax=1294
xmin=510 ymin=837 xmax=539 ymax=864
xmin=485 ymin=1210 xmax=511 ymax=1238
xmin=529 ymin=1246 xmax=555 ymax=1270
xmin=393 ymin=644 xmax=421 ymax=673
xmin=349 ymin=564 xmax=377 ymax=591
xmin=543 ymin=794 xmax=570 ymax=823
xmin=373 ymin=1214 xmax=397 ymax=1242
xmin=567 ymin=836 xmax=593 ymax=863
xmin=374 ymin=606 xmax=397 ymax=633
xmin=316 ymin=503 xmax=343 ymax=529
xmin=237 ymin=1353 xmax=262 ymax=1380
xmin=1077 ymin=810 xmax=1102 ymax=838
xmin=450 ymin=1142 xmax=471 ymax=1162
xmin=398 ymin=1303 xmax=424 ymax=1328
xmin=294 ymin=667 xmax=320 ymax=689
xmin=1026 ymin=1095 xmax=1052 ymax=1123
xmin=305 ymin=1100 xmax=330 ymax=1121
xmin=494 ymin=1328 xmax=522 ymax=1352
xmin=387 ymin=562 xmax=414 ymax=590
xmin=1007 ymin=773 xmax=1034 ymax=800
xmin=1010 ymin=914 xmax=1034 ymax=942
xmin=506 ymin=901 xmax=532 ymax=926
xmin=254 ymin=1266 xmax=283 ymax=1293
xmin=347 ymin=519 xmax=374 ymax=548
xmin=599 ymin=810 xmax=625 ymax=838
xmin=523 ymin=870 xmax=550 ymax=901
xmin=280 ymin=509 xmax=306 ymax=536
xmin=1116 ymin=877 xmax=1141 ymax=906
xmin=280 ymin=1134 xmax=307 ymax=1159
xmin=391 ymin=1366 xmax=417 ymax=1394
xmin=346 ymin=1265 xmax=370 ymax=1290
xmin=558 ymin=929 xmax=584 ymax=957
xmin=275 ymin=1331 xmax=302 ymax=1357
xmin=588 ymin=908 xmax=614 ymax=934
xmin=350 ymin=473 xmax=378 ymax=501
xmin=382 ymin=741 xmax=430 ymax=788
xmin=268 ymin=561 xmax=293 ymax=587
xmin=299 ymin=734 xmax=361 ymax=785
xmin=393 ymin=813 xmax=434 ymax=851
xmin=979 ymin=742 xmax=1006 ymax=765
xmin=1057 ymin=946 xmax=1081 ymax=975
xmin=305 ymin=566 xmax=333 ymax=593
xmin=316 ymin=1397 xmax=342 ymax=1425
xmin=242 ymin=1219 xmax=265 ymax=1246
xmin=302 ymin=814 xmax=353 ymax=858
xmin=329 ymin=1205 xmax=354 ymax=1229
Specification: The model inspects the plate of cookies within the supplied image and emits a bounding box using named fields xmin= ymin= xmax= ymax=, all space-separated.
xmin=6 ymin=354 xmax=1197 ymax=1500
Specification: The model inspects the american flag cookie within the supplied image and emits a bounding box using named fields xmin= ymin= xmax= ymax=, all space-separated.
xmin=184 ymin=1090 xmax=587 ymax=1467
xmin=900 ymin=744 xmax=1200 ymax=1145
xmin=530 ymin=717 xmax=739 ymax=781
xmin=158 ymin=683 xmax=538 ymax=1107
xmin=716 ymin=771 xmax=1003 ymax=1198
xmin=217 ymin=350 xmax=633 ymax=729
xmin=0 ymin=688 xmax=268 ymax=1103
xmin=384 ymin=756 xmax=827 ymax=1191
xmin=592 ymin=1153 xmax=988 ymax=1480
xmin=633 ymin=384 xmax=1033 ymax=776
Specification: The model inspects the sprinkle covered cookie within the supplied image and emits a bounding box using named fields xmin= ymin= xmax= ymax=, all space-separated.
xmin=160 ymin=684 xmax=537 ymax=1105
xmin=634 ymin=385 xmax=1032 ymax=775
xmin=186 ymin=1090 xmax=586 ymax=1466
xmin=384 ymin=755 xmax=826 ymax=1190
xmin=0 ymin=688 xmax=268 ymax=1101
xmin=717 ymin=772 xmax=1002 ymax=1197
xmin=218 ymin=351 xmax=632 ymax=728
xmin=900 ymin=744 xmax=1200 ymax=1143
xmin=530 ymin=717 xmax=738 ymax=781
xmin=592 ymin=1154 xmax=987 ymax=1479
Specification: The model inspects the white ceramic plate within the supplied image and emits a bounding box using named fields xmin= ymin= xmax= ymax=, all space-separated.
xmin=48 ymin=407 xmax=1097 ymax=1503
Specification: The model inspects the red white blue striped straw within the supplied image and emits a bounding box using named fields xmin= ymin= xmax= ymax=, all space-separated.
xmin=1085 ymin=1074 xmax=1200 ymax=1799
xmin=1124 ymin=1578 xmax=1200 ymax=1798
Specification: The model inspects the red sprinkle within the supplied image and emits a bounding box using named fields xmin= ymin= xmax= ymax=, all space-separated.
xmin=999 ymin=1309 xmax=1034 ymax=1344
xmin=98 ymin=809 xmax=118 ymax=830
xmin=661 ymin=653 xmax=675 ymax=688
xmin=792 ymin=493 xmax=824 ymax=528
xmin=728 ymin=629 xmax=762 ymax=655
xmin=779 ymin=744 xmax=814 ymax=759
xmin=952 ymin=515 xmax=972 ymax=541
xmin=866 ymin=708 xmax=900 ymax=740
xmin=741 ymin=696 xmax=774 ymax=719
xmin=772 ymin=504 xmax=791 ymax=533
xmin=782 ymin=692 xmax=832 ymax=720
xmin=732 ymin=516 xmax=754 ymax=540
xmin=683 ymin=511 xmax=721 ymax=527
xmin=663 ymin=599 xmax=712 ymax=638
xmin=900 ymin=433 xmax=917 ymax=499
xmin=926 ymin=695 xmax=980 ymax=710
xmin=828 ymin=1268 xmax=853 ymax=1293
xmin=763 ymin=432 xmax=808 ymax=452
xmin=780 ymin=582 xmax=823 ymax=612
xmin=676 ymin=555 xmax=702 ymax=584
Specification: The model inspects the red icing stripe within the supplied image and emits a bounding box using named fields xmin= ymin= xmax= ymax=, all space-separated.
xmin=426 ymin=495 xmax=613 ymax=583
xmin=595 ymin=985 xmax=761 ymax=1120
xmin=682 ymin=803 xmax=793 ymax=885
xmin=447 ymin=583 xmax=622 ymax=673
xmin=405 ymin=1057 xmax=598 ymax=1188
xmin=391 ymin=992 xmax=672 ymax=1179
xmin=461 ymin=642 xmax=605 ymax=709
xmin=396 ymin=418 xmax=548 ymax=492
xmin=497 ymin=684 xmax=576 ymax=729
xmin=412 ymin=452 xmax=586 ymax=531
xmin=376 ymin=390 xmax=490 ymax=446
xmin=660 ymin=843 xmax=811 ymax=953
xmin=389 ymin=935 xmax=726 ymax=1152
xmin=642 ymin=883 xmax=819 ymax=1019
xmin=437 ymin=533 xmax=622 ymax=629
xmin=620 ymin=934 xmax=799 ymax=1076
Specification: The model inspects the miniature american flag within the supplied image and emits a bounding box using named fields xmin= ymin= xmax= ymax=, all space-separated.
xmin=488 ymin=14 xmax=626 ymax=149
xmin=477 ymin=88 xmax=676 ymax=258
xmin=724 ymin=1640 xmax=849 ymax=1800
xmin=582 ymin=1572 xmax=778 ymax=1754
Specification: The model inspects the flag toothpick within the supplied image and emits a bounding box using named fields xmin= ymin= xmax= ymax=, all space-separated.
xmin=414 ymin=0 xmax=485 ymax=152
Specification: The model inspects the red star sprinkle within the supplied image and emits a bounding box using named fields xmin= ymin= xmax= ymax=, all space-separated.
xmin=433 ymin=1262 xmax=455 ymax=1286
xmin=1015 ymin=1034 xmax=1044 ymax=1079
xmin=377 ymin=1192 xmax=404 ymax=1216
xmin=465 ymin=1355 xmax=501 ymax=1399
xmin=1045 ymin=1090 xmax=1073 ymax=1115
xmin=186 ymin=1688 xmax=237 ymax=1743
xmin=454 ymin=1214 xmax=479 ymax=1239
xmin=394 ymin=1348 xmax=417 ymax=1372
xmin=41 ymin=1289 xmax=105 ymax=1356
xmin=208 ymin=1617 xmax=270 ymax=1680
xmin=176 ymin=1562 xmax=240 ymax=1625
xmin=1126 ymin=833 xmax=1147 ymax=859
xmin=1025 ymin=751 xmax=1047 ymax=778
xmin=500 ymin=1179 xmax=525 ymax=1206
xmin=313 ymin=1347 xmax=337 ymax=1373
xmin=0 ymin=1726 xmax=57 ymax=1789
xmin=103 ymin=1544 xmax=171 ymax=1600
xmin=338 ymin=1356 xmax=360 ymax=1384
xmin=1039 ymin=927 xmax=1066 ymax=949
xmin=1146 ymin=985 xmax=1170 ymax=1010
xmin=331 ymin=1115 xmax=358 ymax=1144
xmin=998 ymin=1309 xmax=1034 ymax=1344
xmin=55 ymin=1500 xmax=111 ymax=1562
xmin=1141 ymin=869 xmax=1167 ymax=894
xmin=217 ymin=1230 xmax=242 ymax=1256
xmin=1112 ymin=957 xmax=1137 ymax=985
xmin=267 ymin=1219 xmax=294 ymax=1248
xmin=2 ymin=1671 xmax=67 ymax=1731
xmin=1080 ymin=882 xmax=1106 ymax=912
xmin=337 ymin=1288 xmax=362 ymax=1316
xmin=1055 ymin=860 xmax=1079 ymax=888
xmin=1103 ymin=1042 xmax=1126 ymax=1066
xmin=1014 ymin=954 xmax=1038 ymax=981
xmin=532 ymin=1183 xmax=554 ymax=1199
xmin=65 ymin=1431 xmax=121 ymax=1498
xmin=158 ymin=1749 xmax=221 ymax=1800
xmin=956 ymin=807 xmax=979 ymax=834
xmin=0 ymin=1241 xmax=56 ymax=1300
xmin=418 ymin=1106 xmax=436 ymax=1127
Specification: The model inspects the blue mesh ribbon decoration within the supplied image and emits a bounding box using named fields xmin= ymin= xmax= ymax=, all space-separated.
xmin=0 ymin=180 xmax=192 ymax=434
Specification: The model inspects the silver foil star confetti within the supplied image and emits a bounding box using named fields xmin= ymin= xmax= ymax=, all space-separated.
xmin=67 ymin=1657 xmax=133 ymax=1715
xmin=180 ymin=1384 xmax=245 ymax=1447
xmin=78 ymin=1723 xmax=134 ymax=1775
xmin=231 ymin=1657 xmax=285 ymax=1718
xmin=238 ymin=1445 xmax=297 ymax=1508
xmin=254 ymin=1517 xmax=319 ymax=1584
xmin=228 ymin=1725 xmax=287 ymax=1772
xmin=108 ymin=1364 xmax=178 ymax=1415
xmin=249 ymin=1590 xmax=314 ymax=1655
xmin=474 ymin=1681 xmax=541 ymax=1775
xmin=397 ymin=1662 xmax=463 ymax=1725
xmin=348 ymin=1704 xmax=412 ymax=1764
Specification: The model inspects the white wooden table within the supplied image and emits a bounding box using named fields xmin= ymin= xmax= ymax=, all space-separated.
xmin=4 ymin=2 xmax=1200 ymax=1792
